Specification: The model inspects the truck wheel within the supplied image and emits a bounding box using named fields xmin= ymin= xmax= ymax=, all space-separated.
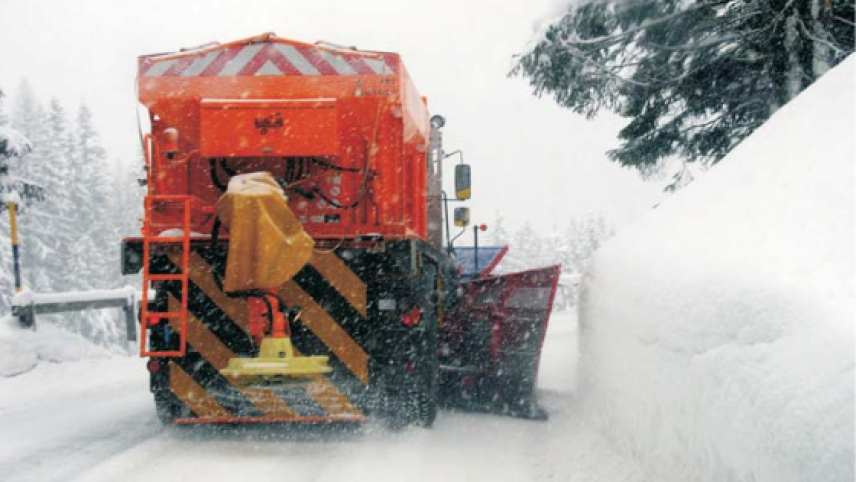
xmin=154 ymin=392 xmax=178 ymax=424
xmin=386 ymin=324 xmax=438 ymax=429
xmin=389 ymin=265 xmax=439 ymax=429
xmin=415 ymin=351 xmax=438 ymax=427
xmin=382 ymin=265 xmax=440 ymax=430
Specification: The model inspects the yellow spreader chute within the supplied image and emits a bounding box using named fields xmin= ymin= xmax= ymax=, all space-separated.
xmin=220 ymin=312 xmax=333 ymax=382
xmin=215 ymin=172 xmax=332 ymax=382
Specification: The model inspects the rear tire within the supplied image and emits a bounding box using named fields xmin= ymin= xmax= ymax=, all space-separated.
xmin=383 ymin=265 xmax=440 ymax=429
xmin=154 ymin=392 xmax=178 ymax=424
xmin=414 ymin=265 xmax=439 ymax=428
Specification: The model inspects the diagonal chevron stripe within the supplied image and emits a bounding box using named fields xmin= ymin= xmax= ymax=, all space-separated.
xmin=156 ymin=258 xmax=252 ymax=355
xmin=143 ymin=42 xmax=397 ymax=77
xmin=319 ymin=50 xmax=357 ymax=75
xmin=181 ymin=51 xmax=221 ymax=77
xmin=166 ymin=254 xmax=364 ymax=417
xmin=173 ymin=349 xmax=265 ymax=417
xmin=144 ymin=59 xmax=177 ymax=77
xmin=255 ymin=60 xmax=284 ymax=76
xmin=168 ymin=294 xmax=231 ymax=367
xmin=171 ymin=252 xmax=250 ymax=330
xmin=309 ymin=251 xmax=367 ymax=318
xmin=170 ymin=362 xmax=230 ymax=418
xmin=291 ymin=347 xmax=362 ymax=417
xmin=279 ymin=280 xmax=369 ymax=385
xmin=303 ymin=375 xmax=361 ymax=414
xmin=219 ymin=44 xmax=263 ymax=76
xmin=274 ymin=44 xmax=320 ymax=75
xmin=166 ymin=294 xmax=305 ymax=418
xmin=292 ymin=265 xmax=371 ymax=350
xmin=185 ymin=250 xmax=369 ymax=368
xmin=363 ymin=57 xmax=393 ymax=75
xmin=240 ymin=388 xmax=298 ymax=418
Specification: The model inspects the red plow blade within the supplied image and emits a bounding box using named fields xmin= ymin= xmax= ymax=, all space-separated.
xmin=439 ymin=265 xmax=562 ymax=419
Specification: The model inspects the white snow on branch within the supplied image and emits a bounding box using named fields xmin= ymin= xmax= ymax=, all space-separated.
xmin=0 ymin=127 xmax=33 ymax=160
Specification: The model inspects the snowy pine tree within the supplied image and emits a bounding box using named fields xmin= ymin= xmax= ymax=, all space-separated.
xmin=112 ymin=149 xmax=146 ymax=239
xmin=10 ymin=81 xmax=42 ymax=185
xmin=488 ymin=212 xmax=511 ymax=246
xmin=4 ymin=87 xmax=130 ymax=348
xmin=512 ymin=0 xmax=855 ymax=184
xmin=64 ymin=102 xmax=124 ymax=346
xmin=0 ymin=98 xmax=33 ymax=313
xmin=512 ymin=222 xmax=544 ymax=265
xmin=22 ymin=99 xmax=77 ymax=294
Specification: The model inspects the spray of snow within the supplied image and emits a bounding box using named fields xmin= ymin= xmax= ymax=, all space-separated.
xmin=578 ymin=56 xmax=854 ymax=481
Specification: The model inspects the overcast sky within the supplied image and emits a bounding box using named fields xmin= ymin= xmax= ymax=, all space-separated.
xmin=0 ymin=0 xmax=664 ymax=234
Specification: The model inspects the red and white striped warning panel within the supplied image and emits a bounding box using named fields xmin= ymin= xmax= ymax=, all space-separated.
xmin=142 ymin=43 xmax=398 ymax=77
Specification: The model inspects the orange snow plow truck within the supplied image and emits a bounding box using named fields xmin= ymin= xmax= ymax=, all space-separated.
xmin=121 ymin=33 xmax=560 ymax=427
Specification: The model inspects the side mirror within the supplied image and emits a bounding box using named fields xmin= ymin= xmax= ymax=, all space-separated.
xmin=455 ymin=164 xmax=471 ymax=200
xmin=454 ymin=207 xmax=470 ymax=227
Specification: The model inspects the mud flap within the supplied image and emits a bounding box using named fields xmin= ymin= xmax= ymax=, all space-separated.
xmin=439 ymin=265 xmax=561 ymax=419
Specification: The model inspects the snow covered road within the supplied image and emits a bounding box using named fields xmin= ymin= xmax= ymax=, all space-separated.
xmin=0 ymin=313 xmax=649 ymax=482
xmin=0 ymin=358 xmax=157 ymax=482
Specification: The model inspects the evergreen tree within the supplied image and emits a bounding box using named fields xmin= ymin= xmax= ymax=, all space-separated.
xmin=16 ymin=102 xmax=51 ymax=291
xmin=489 ymin=211 xmax=511 ymax=246
xmin=65 ymin=102 xmax=123 ymax=346
xmin=10 ymin=81 xmax=42 ymax=183
xmin=69 ymin=103 xmax=114 ymax=282
xmin=512 ymin=0 xmax=854 ymax=184
xmin=25 ymin=99 xmax=77 ymax=294
xmin=513 ymin=222 xmax=543 ymax=265
xmin=0 ymin=111 xmax=33 ymax=312
xmin=11 ymin=82 xmax=41 ymax=141
xmin=112 ymin=150 xmax=146 ymax=239
xmin=2 ymin=88 xmax=128 ymax=348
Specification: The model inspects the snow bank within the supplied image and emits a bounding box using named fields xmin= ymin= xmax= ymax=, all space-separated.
xmin=578 ymin=57 xmax=854 ymax=481
xmin=0 ymin=316 xmax=113 ymax=377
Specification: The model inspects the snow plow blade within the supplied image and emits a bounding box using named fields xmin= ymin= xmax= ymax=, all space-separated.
xmin=439 ymin=265 xmax=561 ymax=419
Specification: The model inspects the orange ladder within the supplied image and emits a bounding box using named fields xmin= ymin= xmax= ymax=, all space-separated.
xmin=140 ymin=195 xmax=192 ymax=357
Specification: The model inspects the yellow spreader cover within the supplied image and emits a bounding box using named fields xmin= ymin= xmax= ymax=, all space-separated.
xmin=216 ymin=172 xmax=314 ymax=293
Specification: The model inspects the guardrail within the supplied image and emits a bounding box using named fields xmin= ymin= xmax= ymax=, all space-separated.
xmin=11 ymin=286 xmax=148 ymax=343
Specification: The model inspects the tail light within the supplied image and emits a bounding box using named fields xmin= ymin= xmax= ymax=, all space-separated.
xmin=401 ymin=307 xmax=421 ymax=327
xmin=146 ymin=359 xmax=162 ymax=373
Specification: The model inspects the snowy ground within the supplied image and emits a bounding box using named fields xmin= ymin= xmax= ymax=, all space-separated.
xmin=0 ymin=316 xmax=114 ymax=377
xmin=0 ymin=311 xmax=652 ymax=482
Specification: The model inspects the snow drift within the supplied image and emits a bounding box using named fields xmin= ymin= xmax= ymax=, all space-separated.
xmin=0 ymin=316 xmax=112 ymax=377
xmin=579 ymin=57 xmax=854 ymax=481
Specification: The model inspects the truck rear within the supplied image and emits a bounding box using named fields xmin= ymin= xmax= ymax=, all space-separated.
xmin=122 ymin=33 xmax=559 ymax=427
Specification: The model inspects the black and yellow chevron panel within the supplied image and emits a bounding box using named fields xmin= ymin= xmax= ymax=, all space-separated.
xmin=149 ymin=248 xmax=374 ymax=423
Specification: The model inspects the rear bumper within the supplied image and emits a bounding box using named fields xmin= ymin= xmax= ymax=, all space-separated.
xmin=172 ymin=414 xmax=366 ymax=424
